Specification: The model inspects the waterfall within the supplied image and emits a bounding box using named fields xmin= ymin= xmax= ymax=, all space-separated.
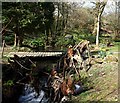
xmin=19 ymin=84 xmax=49 ymax=103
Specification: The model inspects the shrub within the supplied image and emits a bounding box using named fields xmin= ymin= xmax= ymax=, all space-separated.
xmin=3 ymin=34 xmax=14 ymax=45
xmin=3 ymin=80 xmax=14 ymax=86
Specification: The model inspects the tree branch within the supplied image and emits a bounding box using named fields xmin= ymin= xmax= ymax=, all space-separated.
xmin=1 ymin=17 xmax=13 ymax=35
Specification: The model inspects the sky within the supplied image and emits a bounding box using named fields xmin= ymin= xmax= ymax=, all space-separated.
xmin=104 ymin=0 xmax=116 ymax=14
xmin=82 ymin=0 xmax=116 ymax=14
xmin=65 ymin=0 xmax=116 ymax=14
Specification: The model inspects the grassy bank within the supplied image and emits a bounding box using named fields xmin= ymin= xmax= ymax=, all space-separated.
xmin=72 ymin=42 xmax=119 ymax=102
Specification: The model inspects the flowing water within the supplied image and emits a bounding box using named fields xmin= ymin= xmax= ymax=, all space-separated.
xmin=18 ymin=83 xmax=83 ymax=103
xmin=19 ymin=84 xmax=49 ymax=103
xmin=18 ymin=76 xmax=49 ymax=103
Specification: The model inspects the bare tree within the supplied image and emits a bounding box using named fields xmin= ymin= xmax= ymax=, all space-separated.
xmin=92 ymin=0 xmax=108 ymax=46
xmin=114 ymin=1 xmax=120 ymax=38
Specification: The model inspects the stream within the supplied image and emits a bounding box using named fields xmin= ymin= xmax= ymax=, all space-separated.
xmin=19 ymin=84 xmax=48 ymax=103
xmin=19 ymin=76 xmax=49 ymax=103
xmin=18 ymin=79 xmax=83 ymax=103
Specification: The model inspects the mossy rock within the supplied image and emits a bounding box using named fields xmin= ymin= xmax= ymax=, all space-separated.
xmin=104 ymin=55 xmax=118 ymax=62
xmin=94 ymin=58 xmax=103 ymax=64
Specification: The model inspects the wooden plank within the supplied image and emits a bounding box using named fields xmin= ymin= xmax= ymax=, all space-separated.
xmin=6 ymin=52 xmax=63 ymax=58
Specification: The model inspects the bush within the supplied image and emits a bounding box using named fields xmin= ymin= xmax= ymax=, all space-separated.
xmin=23 ymin=34 xmax=46 ymax=48
xmin=55 ymin=30 xmax=96 ymax=50
xmin=3 ymin=34 xmax=14 ymax=45
xmin=30 ymin=39 xmax=43 ymax=47
xmin=3 ymin=80 xmax=14 ymax=86
xmin=55 ymin=36 xmax=72 ymax=49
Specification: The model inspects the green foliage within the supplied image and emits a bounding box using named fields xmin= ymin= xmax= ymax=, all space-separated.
xmin=23 ymin=33 xmax=46 ymax=49
xmin=2 ymin=2 xmax=55 ymax=46
xmin=114 ymin=38 xmax=120 ymax=42
xmin=2 ymin=2 xmax=115 ymax=49
xmin=99 ymin=35 xmax=113 ymax=45
xmin=72 ymin=30 xmax=96 ymax=43
xmin=55 ymin=36 xmax=75 ymax=48
xmin=3 ymin=80 xmax=14 ymax=86
xmin=30 ymin=38 xmax=44 ymax=47
xmin=98 ymin=44 xmax=107 ymax=58
xmin=72 ymin=32 xmax=83 ymax=44
xmin=98 ymin=50 xmax=107 ymax=59
xmin=3 ymin=34 xmax=14 ymax=45
xmin=55 ymin=29 xmax=96 ymax=49
xmin=114 ymin=41 xmax=120 ymax=45
xmin=86 ymin=34 xmax=96 ymax=43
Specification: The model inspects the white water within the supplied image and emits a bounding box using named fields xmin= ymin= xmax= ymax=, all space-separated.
xmin=19 ymin=84 xmax=49 ymax=103
xmin=18 ymin=80 xmax=83 ymax=103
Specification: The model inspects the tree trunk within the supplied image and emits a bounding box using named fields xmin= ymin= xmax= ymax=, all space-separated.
xmin=14 ymin=33 xmax=23 ymax=47
xmin=61 ymin=3 xmax=65 ymax=34
xmin=14 ymin=33 xmax=18 ymax=47
xmin=92 ymin=0 xmax=107 ymax=46
xmin=64 ymin=6 xmax=69 ymax=31
xmin=13 ymin=18 xmax=23 ymax=47
xmin=96 ymin=13 xmax=100 ymax=46
xmin=55 ymin=3 xmax=60 ymax=34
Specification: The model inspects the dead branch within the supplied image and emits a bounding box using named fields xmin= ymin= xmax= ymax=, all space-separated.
xmin=16 ymin=75 xmax=30 ymax=85
xmin=14 ymin=59 xmax=32 ymax=71
xmin=1 ymin=17 xmax=13 ymax=35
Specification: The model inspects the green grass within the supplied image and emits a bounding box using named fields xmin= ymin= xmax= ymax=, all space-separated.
xmin=108 ymin=45 xmax=118 ymax=52
xmin=72 ymin=61 xmax=118 ymax=102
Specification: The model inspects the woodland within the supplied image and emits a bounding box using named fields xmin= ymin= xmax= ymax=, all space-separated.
xmin=1 ymin=1 xmax=120 ymax=103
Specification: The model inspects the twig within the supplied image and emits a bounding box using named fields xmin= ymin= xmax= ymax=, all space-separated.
xmin=14 ymin=59 xmax=32 ymax=70
xmin=28 ymin=58 xmax=36 ymax=67
xmin=16 ymin=82 xmax=26 ymax=85
xmin=17 ymin=71 xmax=23 ymax=76
xmin=1 ymin=17 xmax=13 ymax=35
xmin=73 ymin=40 xmax=83 ymax=50
xmin=16 ymin=74 xmax=30 ymax=85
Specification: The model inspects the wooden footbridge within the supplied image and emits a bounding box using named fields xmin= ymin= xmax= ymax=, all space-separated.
xmin=5 ymin=51 xmax=64 ymax=58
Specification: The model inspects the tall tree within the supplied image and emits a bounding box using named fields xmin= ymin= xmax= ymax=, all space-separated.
xmin=54 ymin=2 xmax=71 ymax=36
xmin=2 ymin=2 xmax=55 ymax=48
xmin=2 ymin=2 xmax=24 ymax=47
xmin=114 ymin=1 xmax=120 ymax=38
xmin=41 ymin=2 xmax=55 ymax=46
xmin=92 ymin=0 xmax=107 ymax=46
